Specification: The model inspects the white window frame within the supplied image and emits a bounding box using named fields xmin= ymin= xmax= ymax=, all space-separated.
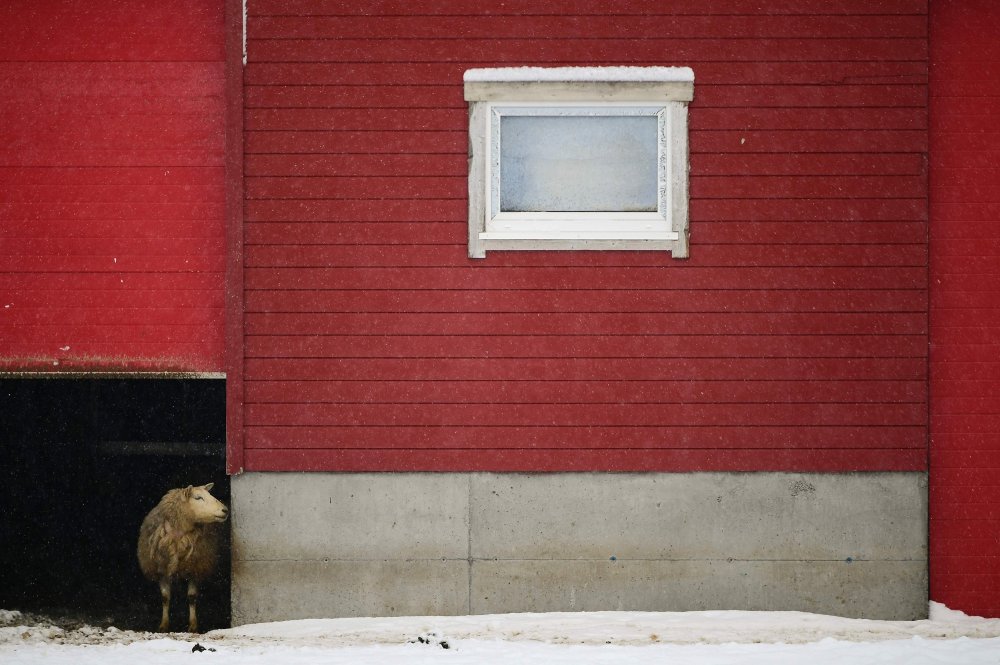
xmin=465 ymin=67 xmax=694 ymax=259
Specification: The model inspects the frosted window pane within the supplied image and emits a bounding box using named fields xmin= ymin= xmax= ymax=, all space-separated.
xmin=499 ymin=115 xmax=658 ymax=213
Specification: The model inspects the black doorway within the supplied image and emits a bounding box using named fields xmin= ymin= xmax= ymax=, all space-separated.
xmin=0 ymin=378 xmax=229 ymax=631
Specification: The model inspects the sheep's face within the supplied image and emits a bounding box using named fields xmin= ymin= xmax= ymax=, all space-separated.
xmin=186 ymin=483 xmax=229 ymax=523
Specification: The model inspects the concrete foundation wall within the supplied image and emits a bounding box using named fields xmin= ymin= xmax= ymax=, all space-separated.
xmin=231 ymin=472 xmax=927 ymax=624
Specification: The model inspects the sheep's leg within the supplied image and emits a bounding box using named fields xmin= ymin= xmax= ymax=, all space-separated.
xmin=187 ymin=580 xmax=199 ymax=633
xmin=158 ymin=579 xmax=171 ymax=632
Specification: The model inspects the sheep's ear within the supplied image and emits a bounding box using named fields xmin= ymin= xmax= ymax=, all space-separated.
xmin=204 ymin=482 xmax=214 ymax=492
xmin=182 ymin=485 xmax=193 ymax=498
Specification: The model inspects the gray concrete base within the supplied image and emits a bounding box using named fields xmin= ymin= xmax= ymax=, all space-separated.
xmin=231 ymin=472 xmax=927 ymax=624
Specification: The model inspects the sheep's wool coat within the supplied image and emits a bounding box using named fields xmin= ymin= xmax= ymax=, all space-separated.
xmin=138 ymin=488 xmax=221 ymax=583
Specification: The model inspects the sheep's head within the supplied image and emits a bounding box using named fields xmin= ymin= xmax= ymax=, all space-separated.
xmin=184 ymin=483 xmax=229 ymax=523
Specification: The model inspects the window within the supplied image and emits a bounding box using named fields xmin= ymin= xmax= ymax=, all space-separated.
xmin=464 ymin=67 xmax=694 ymax=258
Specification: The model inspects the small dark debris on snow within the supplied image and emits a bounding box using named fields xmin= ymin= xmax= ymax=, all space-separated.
xmin=191 ymin=643 xmax=216 ymax=653
xmin=410 ymin=632 xmax=450 ymax=649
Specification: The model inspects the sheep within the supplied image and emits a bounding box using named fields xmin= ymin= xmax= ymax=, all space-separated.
xmin=137 ymin=483 xmax=229 ymax=632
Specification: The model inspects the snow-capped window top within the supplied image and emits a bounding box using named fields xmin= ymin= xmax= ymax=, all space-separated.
xmin=463 ymin=66 xmax=695 ymax=83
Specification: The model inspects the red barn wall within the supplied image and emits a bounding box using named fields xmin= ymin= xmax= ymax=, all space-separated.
xmin=930 ymin=0 xmax=1000 ymax=618
xmin=0 ymin=0 xmax=226 ymax=373
xmin=240 ymin=0 xmax=929 ymax=472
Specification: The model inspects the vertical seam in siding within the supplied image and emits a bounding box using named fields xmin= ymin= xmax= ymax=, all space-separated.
xmin=226 ymin=0 xmax=246 ymax=475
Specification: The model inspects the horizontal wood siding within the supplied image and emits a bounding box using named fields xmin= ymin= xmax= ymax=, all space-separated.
xmin=242 ymin=0 xmax=929 ymax=471
xmin=0 ymin=0 xmax=226 ymax=372
xmin=929 ymin=0 xmax=1000 ymax=618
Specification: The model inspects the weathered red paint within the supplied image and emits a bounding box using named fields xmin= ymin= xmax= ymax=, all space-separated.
xmin=929 ymin=0 xmax=1000 ymax=618
xmin=225 ymin=0 xmax=247 ymax=473
xmin=0 ymin=0 xmax=226 ymax=373
xmin=237 ymin=0 xmax=930 ymax=472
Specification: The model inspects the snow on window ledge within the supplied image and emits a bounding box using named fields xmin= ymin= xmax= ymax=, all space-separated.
xmin=463 ymin=66 xmax=695 ymax=83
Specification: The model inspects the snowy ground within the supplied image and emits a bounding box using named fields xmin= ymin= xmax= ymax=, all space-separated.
xmin=4 ymin=604 xmax=1000 ymax=664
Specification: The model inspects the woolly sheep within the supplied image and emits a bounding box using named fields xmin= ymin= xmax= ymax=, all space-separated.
xmin=137 ymin=483 xmax=229 ymax=632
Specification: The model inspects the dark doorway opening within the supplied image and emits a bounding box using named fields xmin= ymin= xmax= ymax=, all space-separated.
xmin=0 ymin=378 xmax=229 ymax=632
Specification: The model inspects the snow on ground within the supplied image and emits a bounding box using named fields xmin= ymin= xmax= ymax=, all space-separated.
xmin=4 ymin=604 xmax=1000 ymax=664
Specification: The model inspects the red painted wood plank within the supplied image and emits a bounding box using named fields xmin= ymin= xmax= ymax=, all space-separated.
xmin=931 ymin=484 xmax=1000 ymax=504
xmin=0 ymin=341 xmax=223 ymax=367
xmin=250 ymin=15 xmax=927 ymax=40
xmin=243 ymin=311 xmax=926 ymax=337
xmin=931 ymin=382 xmax=1000 ymax=401
xmin=0 ymin=237 xmax=225 ymax=257
xmin=244 ymin=243 xmax=928 ymax=268
xmin=245 ymin=130 xmax=465 ymax=155
xmin=931 ymin=345 xmax=1000 ymax=363
xmin=0 ymin=351 xmax=225 ymax=374
xmin=3 ymin=256 xmax=224 ymax=273
xmin=246 ymin=425 xmax=924 ymax=450
xmin=928 ymin=519 xmax=1000 ymax=541
xmin=3 ymin=273 xmax=224 ymax=291
xmin=245 ymin=199 xmax=464 ymax=222
xmin=0 ymin=166 xmax=223 ymax=187
xmin=248 ymin=38 xmax=926 ymax=64
xmin=244 ymin=357 xmax=926 ymax=382
xmin=244 ymin=60 xmax=927 ymax=87
xmin=245 ymin=108 xmax=464 ymax=131
xmin=245 ymin=154 xmax=464 ymax=177
xmin=691 ymin=108 xmax=926 ymax=132
xmin=242 ymin=447 xmax=926 ymax=473
xmin=245 ymin=85 xmax=463 ymax=109
xmin=245 ymin=402 xmax=925 ymax=428
xmin=244 ymin=379 xmax=924 ymax=405
xmin=4 ymin=184 xmax=223 ymax=205
xmin=3 ymin=289 xmax=222 ymax=310
xmin=692 ymin=176 xmax=927 ymax=200
xmin=3 ymin=114 xmax=224 ymax=150
xmin=249 ymin=0 xmax=928 ymax=17
xmin=244 ymin=289 xmax=927 ymax=314
xmin=699 ymin=84 xmax=929 ymax=109
xmin=929 ymin=556 xmax=1000 ymax=575
xmin=244 ymin=266 xmax=926 ymax=291
xmin=930 ymin=330 xmax=1000 ymax=348
xmin=245 ymin=176 xmax=459 ymax=200
xmin=2 ymin=95 xmax=222 ymax=118
xmin=1 ymin=324 xmax=223 ymax=344
xmin=0 ymin=150 xmax=224 ymax=169
xmin=931 ymin=538 xmax=1000 ymax=559
xmin=928 ymin=308 xmax=1000 ymax=327
xmin=0 ymin=204 xmax=225 ymax=225
xmin=698 ymin=222 xmax=927 ymax=245
xmin=932 ymin=368 xmax=1000 ymax=389
xmin=1 ymin=306 xmax=221 ymax=327
xmin=694 ymin=199 xmax=926 ymax=221
xmin=244 ymin=334 xmax=926 ymax=361
xmin=693 ymin=131 xmax=927 ymax=154
xmin=0 ymin=61 xmax=224 ymax=90
xmin=933 ymin=408 xmax=1000 ymax=431
xmin=695 ymin=153 xmax=926 ymax=176
xmin=931 ymin=239 xmax=1000 ymax=257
